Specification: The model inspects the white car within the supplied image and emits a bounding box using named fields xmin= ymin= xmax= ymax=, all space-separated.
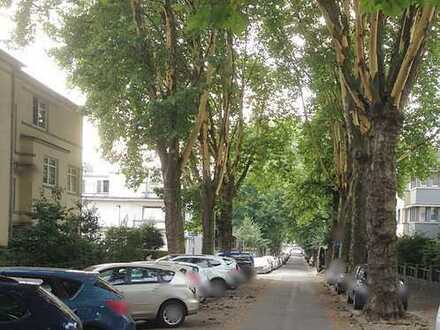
xmin=254 ymin=257 xmax=272 ymax=274
xmin=149 ymin=260 xmax=211 ymax=301
xmin=168 ymin=255 xmax=240 ymax=296
xmin=87 ymin=262 xmax=199 ymax=328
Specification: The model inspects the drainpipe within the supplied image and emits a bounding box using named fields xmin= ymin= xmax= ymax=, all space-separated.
xmin=8 ymin=69 xmax=17 ymax=244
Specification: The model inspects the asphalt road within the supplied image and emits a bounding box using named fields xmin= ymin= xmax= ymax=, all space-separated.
xmin=237 ymin=255 xmax=333 ymax=330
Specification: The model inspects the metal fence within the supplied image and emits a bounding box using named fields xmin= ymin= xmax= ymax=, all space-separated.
xmin=398 ymin=263 xmax=440 ymax=283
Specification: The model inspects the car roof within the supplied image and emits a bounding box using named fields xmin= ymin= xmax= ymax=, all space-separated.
xmin=0 ymin=267 xmax=97 ymax=282
xmin=89 ymin=262 xmax=178 ymax=272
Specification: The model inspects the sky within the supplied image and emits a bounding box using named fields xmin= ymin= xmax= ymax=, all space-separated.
xmin=0 ymin=11 xmax=114 ymax=173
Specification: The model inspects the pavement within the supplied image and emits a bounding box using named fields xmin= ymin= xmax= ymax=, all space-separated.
xmin=237 ymin=255 xmax=333 ymax=330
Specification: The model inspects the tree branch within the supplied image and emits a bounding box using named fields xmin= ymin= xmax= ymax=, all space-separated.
xmin=180 ymin=31 xmax=216 ymax=171
xmin=390 ymin=6 xmax=436 ymax=108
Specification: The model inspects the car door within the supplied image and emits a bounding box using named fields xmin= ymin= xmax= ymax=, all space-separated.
xmin=116 ymin=267 xmax=164 ymax=320
xmin=0 ymin=290 xmax=31 ymax=330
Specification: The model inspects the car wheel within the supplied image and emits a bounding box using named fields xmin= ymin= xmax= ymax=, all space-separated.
xmin=158 ymin=300 xmax=186 ymax=328
xmin=353 ymin=292 xmax=364 ymax=310
xmin=336 ymin=285 xmax=342 ymax=295
xmin=211 ymin=278 xmax=227 ymax=297
xmin=402 ymin=299 xmax=408 ymax=311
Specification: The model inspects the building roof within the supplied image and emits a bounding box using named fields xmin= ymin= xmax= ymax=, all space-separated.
xmin=0 ymin=48 xmax=80 ymax=110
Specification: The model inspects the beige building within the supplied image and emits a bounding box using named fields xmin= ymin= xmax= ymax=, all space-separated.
xmin=0 ymin=49 xmax=82 ymax=247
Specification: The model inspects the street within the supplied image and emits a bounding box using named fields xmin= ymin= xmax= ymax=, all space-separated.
xmin=140 ymin=255 xmax=336 ymax=330
xmin=237 ymin=255 xmax=332 ymax=330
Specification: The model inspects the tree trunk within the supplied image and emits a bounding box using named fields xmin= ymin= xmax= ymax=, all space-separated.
xmin=339 ymin=189 xmax=352 ymax=264
xmin=201 ymin=182 xmax=215 ymax=254
xmin=159 ymin=145 xmax=185 ymax=254
xmin=349 ymin=133 xmax=368 ymax=267
xmin=217 ymin=180 xmax=235 ymax=251
xmin=364 ymin=109 xmax=403 ymax=320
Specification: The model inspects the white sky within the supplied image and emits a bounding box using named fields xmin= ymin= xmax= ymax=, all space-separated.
xmin=0 ymin=11 xmax=114 ymax=173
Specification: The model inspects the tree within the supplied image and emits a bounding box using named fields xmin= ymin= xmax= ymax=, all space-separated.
xmin=1 ymin=0 xmax=248 ymax=253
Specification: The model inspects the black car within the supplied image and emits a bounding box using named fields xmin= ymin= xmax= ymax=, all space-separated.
xmin=0 ymin=276 xmax=82 ymax=330
xmin=346 ymin=265 xmax=408 ymax=310
xmin=234 ymin=255 xmax=255 ymax=280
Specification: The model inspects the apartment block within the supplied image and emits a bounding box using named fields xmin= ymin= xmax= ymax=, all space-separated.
xmin=0 ymin=49 xmax=82 ymax=247
xmin=397 ymin=173 xmax=440 ymax=238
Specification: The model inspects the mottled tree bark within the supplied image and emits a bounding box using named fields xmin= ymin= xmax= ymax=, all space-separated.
xmin=365 ymin=109 xmax=403 ymax=319
xmin=349 ymin=131 xmax=368 ymax=267
xmin=217 ymin=180 xmax=235 ymax=251
xmin=159 ymin=143 xmax=185 ymax=254
xmin=201 ymin=182 xmax=215 ymax=254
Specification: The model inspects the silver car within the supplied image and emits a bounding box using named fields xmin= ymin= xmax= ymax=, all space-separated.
xmin=87 ymin=263 xmax=199 ymax=328
xmin=435 ymin=305 xmax=440 ymax=330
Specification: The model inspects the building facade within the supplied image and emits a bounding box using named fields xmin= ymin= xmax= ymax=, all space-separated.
xmin=82 ymin=168 xmax=168 ymax=249
xmin=397 ymin=173 xmax=440 ymax=238
xmin=0 ymin=49 xmax=82 ymax=247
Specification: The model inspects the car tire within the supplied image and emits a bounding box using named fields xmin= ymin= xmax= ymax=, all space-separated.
xmin=353 ymin=292 xmax=364 ymax=310
xmin=157 ymin=300 xmax=186 ymax=328
xmin=402 ymin=299 xmax=408 ymax=311
xmin=211 ymin=278 xmax=227 ymax=297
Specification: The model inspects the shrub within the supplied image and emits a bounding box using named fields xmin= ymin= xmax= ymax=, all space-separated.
xmin=102 ymin=224 xmax=164 ymax=262
xmin=0 ymin=196 xmax=104 ymax=269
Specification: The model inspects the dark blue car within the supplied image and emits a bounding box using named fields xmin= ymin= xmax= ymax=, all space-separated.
xmin=0 ymin=276 xmax=82 ymax=330
xmin=0 ymin=267 xmax=136 ymax=330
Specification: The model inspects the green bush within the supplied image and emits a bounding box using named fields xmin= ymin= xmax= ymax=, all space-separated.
xmin=0 ymin=196 xmax=104 ymax=269
xmin=102 ymin=225 xmax=164 ymax=262
xmin=0 ymin=195 xmax=166 ymax=269
xmin=396 ymin=235 xmax=440 ymax=266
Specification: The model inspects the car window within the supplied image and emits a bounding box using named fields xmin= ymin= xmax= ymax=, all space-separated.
xmin=208 ymin=259 xmax=222 ymax=267
xmin=158 ymin=270 xmax=175 ymax=283
xmin=60 ymin=279 xmax=82 ymax=299
xmin=192 ymin=258 xmax=209 ymax=268
xmin=0 ymin=292 xmax=27 ymax=322
xmin=129 ymin=268 xmax=175 ymax=284
xmin=100 ymin=268 xmax=129 ymax=285
xmin=130 ymin=267 xmax=160 ymax=284
xmin=174 ymin=257 xmax=193 ymax=263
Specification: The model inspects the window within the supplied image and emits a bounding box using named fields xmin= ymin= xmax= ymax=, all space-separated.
xmin=129 ymin=267 xmax=174 ymax=284
xmin=32 ymin=96 xmax=48 ymax=129
xmin=100 ymin=268 xmax=129 ymax=285
xmin=67 ymin=167 xmax=79 ymax=194
xmin=410 ymin=207 xmax=417 ymax=222
xmin=43 ymin=157 xmax=57 ymax=187
xmin=60 ymin=279 xmax=82 ymax=299
xmin=433 ymin=173 xmax=440 ymax=186
xmin=208 ymin=259 xmax=222 ymax=267
xmin=0 ymin=293 xmax=27 ymax=322
xmin=97 ymin=179 xmax=110 ymax=193
xmin=130 ymin=267 xmax=160 ymax=284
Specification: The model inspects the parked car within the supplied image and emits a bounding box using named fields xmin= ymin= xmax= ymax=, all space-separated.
xmin=231 ymin=255 xmax=255 ymax=280
xmin=0 ymin=267 xmax=135 ymax=330
xmin=325 ymin=259 xmax=346 ymax=286
xmin=435 ymin=305 xmax=440 ymax=330
xmin=217 ymin=251 xmax=255 ymax=279
xmin=135 ymin=260 xmax=211 ymax=301
xmin=87 ymin=263 xmax=199 ymax=328
xmin=168 ymin=255 xmax=240 ymax=296
xmin=0 ymin=275 xmax=83 ymax=330
xmin=254 ymin=257 xmax=272 ymax=274
xmin=346 ymin=265 xmax=408 ymax=310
